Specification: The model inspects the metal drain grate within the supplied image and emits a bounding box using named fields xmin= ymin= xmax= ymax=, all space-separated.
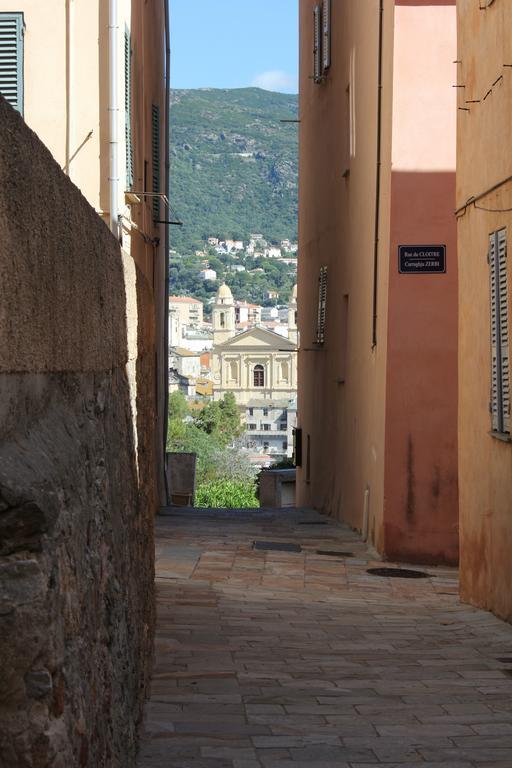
xmin=316 ymin=550 xmax=353 ymax=558
xmin=254 ymin=541 xmax=302 ymax=553
xmin=367 ymin=567 xmax=429 ymax=579
xmin=299 ymin=521 xmax=328 ymax=526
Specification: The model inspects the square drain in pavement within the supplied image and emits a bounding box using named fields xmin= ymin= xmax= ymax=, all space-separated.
xmin=254 ymin=541 xmax=302 ymax=553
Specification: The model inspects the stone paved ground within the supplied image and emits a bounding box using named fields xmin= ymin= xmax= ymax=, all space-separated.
xmin=137 ymin=507 xmax=512 ymax=768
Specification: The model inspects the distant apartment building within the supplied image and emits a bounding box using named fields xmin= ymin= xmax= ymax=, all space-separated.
xmin=169 ymin=296 xmax=204 ymax=326
xmin=225 ymin=239 xmax=244 ymax=252
xmin=298 ymin=0 xmax=458 ymax=564
xmin=199 ymin=268 xmax=217 ymax=281
xmin=0 ymin=0 xmax=169 ymax=502
xmin=207 ymin=236 xmax=219 ymax=246
xmin=170 ymin=347 xmax=201 ymax=379
xmin=457 ymin=1 xmax=512 ymax=622
xmin=180 ymin=329 xmax=213 ymax=354
xmin=264 ymin=247 xmax=282 ymax=259
xmin=235 ymin=301 xmax=262 ymax=327
xmin=244 ymin=400 xmax=294 ymax=461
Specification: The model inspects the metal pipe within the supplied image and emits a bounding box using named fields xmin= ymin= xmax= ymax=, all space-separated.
xmin=108 ymin=0 xmax=119 ymax=238
xmin=163 ymin=0 xmax=171 ymax=504
xmin=372 ymin=0 xmax=384 ymax=349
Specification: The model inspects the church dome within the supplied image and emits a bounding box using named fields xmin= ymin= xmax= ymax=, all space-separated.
xmin=217 ymin=282 xmax=233 ymax=301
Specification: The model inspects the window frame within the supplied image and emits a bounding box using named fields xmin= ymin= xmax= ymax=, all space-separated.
xmin=253 ymin=364 xmax=265 ymax=388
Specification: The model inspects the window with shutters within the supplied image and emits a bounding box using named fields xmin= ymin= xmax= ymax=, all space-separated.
xmin=151 ymin=104 xmax=160 ymax=222
xmin=322 ymin=0 xmax=331 ymax=72
xmin=124 ymin=29 xmax=134 ymax=189
xmin=489 ymin=228 xmax=510 ymax=436
xmin=313 ymin=0 xmax=331 ymax=84
xmin=316 ymin=266 xmax=328 ymax=344
xmin=313 ymin=5 xmax=322 ymax=83
xmin=0 ymin=13 xmax=24 ymax=115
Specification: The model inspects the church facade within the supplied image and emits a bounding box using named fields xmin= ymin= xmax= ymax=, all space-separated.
xmin=211 ymin=283 xmax=298 ymax=407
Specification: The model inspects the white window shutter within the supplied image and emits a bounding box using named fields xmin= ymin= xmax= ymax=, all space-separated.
xmin=313 ymin=5 xmax=322 ymax=84
xmin=498 ymin=229 xmax=510 ymax=432
xmin=0 ymin=13 xmax=24 ymax=115
xmin=316 ymin=266 xmax=328 ymax=344
xmin=489 ymin=229 xmax=510 ymax=434
xmin=322 ymin=0 xmax=331 ymax=73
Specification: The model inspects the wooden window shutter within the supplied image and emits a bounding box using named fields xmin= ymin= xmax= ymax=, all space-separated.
xmin=151 ymin=104 xmax=161 ymax=222
xmin=124 ymin=29 xmax=134 ymax=189
xmin=322 ymin=0 xmax=331 ymax=73
xmin=0 ymin=13 xmax=24 ymax=115
xmin=489 ymin=229 xmax=510 ymax=434
xmin=316 ymin=266 xmax=328 ymax=344
xmin=313 ymin=5 xmax=322 ymax=84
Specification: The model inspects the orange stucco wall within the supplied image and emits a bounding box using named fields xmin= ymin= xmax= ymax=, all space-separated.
xmin=298 ymin=0 xmax=458 ymax=564
xmin=297 ymin=0 xmax=392 ymax=542
xmin=457 ymin=0 xmax=512 ymax=622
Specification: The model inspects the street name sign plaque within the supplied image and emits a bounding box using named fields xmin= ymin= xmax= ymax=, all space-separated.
xmin=398 ymin=245 xmax=446 ymax=274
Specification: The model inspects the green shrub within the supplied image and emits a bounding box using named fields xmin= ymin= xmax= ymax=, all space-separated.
xmin=195 ymin=479 xmax=258 ymax=509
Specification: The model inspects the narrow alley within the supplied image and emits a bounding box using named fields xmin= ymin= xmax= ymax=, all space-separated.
xmin=137 ymin=508 xmax=512 ymax=768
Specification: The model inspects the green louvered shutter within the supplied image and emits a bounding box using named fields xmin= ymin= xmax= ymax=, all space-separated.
xmin=0 ymin=13 xmax=24 ymax=115
xmin=124 ymin=29 xmax=134 ymax=189
xmin=151 ymin=104 xmax=160 ymax=222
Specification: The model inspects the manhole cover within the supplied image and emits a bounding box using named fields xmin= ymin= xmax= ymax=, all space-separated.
xmin=316 ymin=550 xmax=353 ymax=558
xmin=254 ymin=541 xmax=302 ymax=553
xmin=367 ymin=567 xmax=429 ymax=579
xmin=299 ymin=521 xmax=328 ymax=526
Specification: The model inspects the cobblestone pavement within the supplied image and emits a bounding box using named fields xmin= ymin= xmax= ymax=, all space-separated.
xmin=137 ymin=507 xmax=512 ymax=768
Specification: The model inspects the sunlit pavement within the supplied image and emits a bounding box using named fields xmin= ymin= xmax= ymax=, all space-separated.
xmin=137 ymin=507 xmax=512 ymax=768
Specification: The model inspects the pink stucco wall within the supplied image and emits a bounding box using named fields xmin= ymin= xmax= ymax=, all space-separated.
xmin=383 ymin=1 xmax=458 ymax=563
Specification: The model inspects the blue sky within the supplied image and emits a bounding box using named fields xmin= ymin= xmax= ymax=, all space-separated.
xmin=170 ymin=0 xmax=298 ymax=93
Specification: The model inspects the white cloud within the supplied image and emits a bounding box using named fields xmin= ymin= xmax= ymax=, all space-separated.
xmin=251 ymin=70 xmax=297 ymax=93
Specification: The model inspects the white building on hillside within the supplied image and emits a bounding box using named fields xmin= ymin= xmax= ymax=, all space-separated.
xmin=199 ymin=268 xmax=217 ymax=281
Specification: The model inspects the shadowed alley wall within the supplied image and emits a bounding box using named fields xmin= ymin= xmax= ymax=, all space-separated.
xmin=0 ymin=97 xmax=156 ymax=767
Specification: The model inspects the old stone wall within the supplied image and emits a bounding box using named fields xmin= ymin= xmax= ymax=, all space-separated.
xmin=0 ymin=97 xmax=155 ymax=766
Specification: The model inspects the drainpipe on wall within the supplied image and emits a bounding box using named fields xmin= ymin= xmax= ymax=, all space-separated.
xmin=65 ymin=0 xmax=74 ymax=177
xmin=108 ymin=0 xmax=119 ymax=238
xmin=372 ymin=0 xmax=384 ymax=348
xmin=163 ymin=0 xmax=171 ymax=504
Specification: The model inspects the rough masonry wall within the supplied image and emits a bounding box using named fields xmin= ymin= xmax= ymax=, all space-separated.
xmin=0 ymin=97 xmax=155 ymax=767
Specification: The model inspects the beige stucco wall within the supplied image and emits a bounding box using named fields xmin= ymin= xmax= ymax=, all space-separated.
xmin=0 ymin=0 xmax=168 ymax=503
xmin=457 ymin=0 xmax=512 ymax=621
xmin=0 ymin=96 xmax=155 ymax=767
